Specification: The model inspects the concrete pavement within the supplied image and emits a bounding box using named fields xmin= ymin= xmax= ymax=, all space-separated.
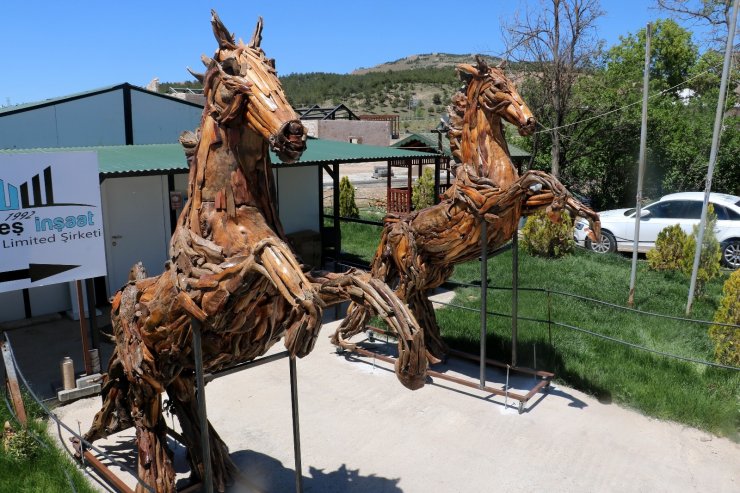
xmin=48 ymin=316 xmax=739 ymax=493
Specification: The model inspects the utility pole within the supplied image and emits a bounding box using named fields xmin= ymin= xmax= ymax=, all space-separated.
xmin=686 ymin=0 xmax=739 ymax=315
xmin=628 ymin=23 xmax=652 ymax=308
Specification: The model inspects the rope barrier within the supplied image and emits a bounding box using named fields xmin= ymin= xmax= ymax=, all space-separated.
xmin=331 ymin=258 xmax=739 ymax=371
xmin=2 ymin=391 xmax=77 ymax=492
xmin=2 ymin=332 xmax=154 ymax=493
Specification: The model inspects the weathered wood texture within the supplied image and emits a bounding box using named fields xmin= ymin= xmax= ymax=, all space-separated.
xmin=80 ymin=12 xmax=427 ymax=493
xmin=333 ymin=56 xmax=601 ymax=359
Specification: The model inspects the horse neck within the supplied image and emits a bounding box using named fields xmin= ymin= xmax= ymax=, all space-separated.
xmin=183 ymin=115 xmax=284 ymax=237
xmin=460 ymin=105 xmax=519 ymax=188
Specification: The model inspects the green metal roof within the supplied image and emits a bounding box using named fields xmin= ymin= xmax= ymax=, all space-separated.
xmin=0 ymin=138 xmax=438 ymax=176
xmin=392 ymin=132 xmax=531 ymax=159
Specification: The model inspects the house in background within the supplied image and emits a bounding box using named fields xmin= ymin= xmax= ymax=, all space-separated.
xmin=296 ymin=104 xmax=393 ymax=146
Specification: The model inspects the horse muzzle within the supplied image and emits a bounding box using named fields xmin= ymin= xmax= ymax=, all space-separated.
xmin=518 ymin=117 xmax=536 ymax=136
xmin=270 ymin=119 xmax=307 ymax=164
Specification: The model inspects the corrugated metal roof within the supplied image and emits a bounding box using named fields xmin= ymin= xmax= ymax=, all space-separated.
xmin=0 ymin=83 xmax=202 ymax=117
xmin=392 ymin=132 xmax=531 ymax=158
xmin=0 ymin=138 xmax=438 ymax=176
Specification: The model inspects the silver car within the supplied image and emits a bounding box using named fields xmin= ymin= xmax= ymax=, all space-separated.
xmin=575 ymin=192 xmax=740 ymax=269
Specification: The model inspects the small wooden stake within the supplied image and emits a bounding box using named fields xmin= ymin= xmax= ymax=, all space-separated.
xmin=2 ymin=340 xmax=27 ymax=425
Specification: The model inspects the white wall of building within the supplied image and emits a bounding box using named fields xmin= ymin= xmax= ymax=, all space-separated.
xmin=275 ymin=166 xmax=319 ymax=234
xmin=102 ymin=175 xmax=172 ymax=296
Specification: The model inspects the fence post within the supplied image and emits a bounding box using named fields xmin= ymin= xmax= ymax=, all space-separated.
xmin=1 ymin=339 xmax=28 ymax=425
xmin=191 ymin=318 xmax=213 ymax=493
xmin=480 ymin=219 xmax=488 ymax=388
xmin=511 ymin=232 xmax=519 ymax=368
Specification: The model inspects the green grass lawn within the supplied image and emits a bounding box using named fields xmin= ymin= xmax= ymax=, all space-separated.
xmin=0 ymin=394 xmax=97 ymax=492
xmin=340 ymin=220 xmax=740 ymax=439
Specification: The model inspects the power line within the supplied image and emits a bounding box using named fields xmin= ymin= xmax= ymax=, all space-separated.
xmin=533 ymin=61 xmax=726 ymax=134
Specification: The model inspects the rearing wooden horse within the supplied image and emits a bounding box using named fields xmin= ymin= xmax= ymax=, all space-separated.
xmin=333 ymin=56 xmax=600 ymax=359
xmin=80 ymin=12 xmax=427 ymax=493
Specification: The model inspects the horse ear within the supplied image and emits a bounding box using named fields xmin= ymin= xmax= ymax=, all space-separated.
xmin=456 ymin=64 xmax=479 ymax=77
xmin=187 ymin=67 xmax=205 ymax=84
xmin=474 ymin=55 xmax=489 ymax=73
xmin=248 ymin=17 xmax=264 ymax=49
xmin=211 ymin=10 xmax=236 ymax=50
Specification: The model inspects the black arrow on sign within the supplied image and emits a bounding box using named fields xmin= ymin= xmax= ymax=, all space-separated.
xmin=0 ymin=263 xmax=80 ymax=284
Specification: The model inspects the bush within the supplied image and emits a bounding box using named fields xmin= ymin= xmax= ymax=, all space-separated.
xmin=412 ymin=167 xmax=436 ymax=210
xmin=681 ymin=205 xmax=721 ymax=296
xmin=709 ymin=269 xmax=740 ymax=366
xmin=520 ymin=210 xmax=575 ymax=258
xmin=339 ymin=176 xmax=359 ymax=218
xmin=3 ymin=422 xmax=39 ymax=462
xmin=647 ymin=224 xmax=688 ymax=271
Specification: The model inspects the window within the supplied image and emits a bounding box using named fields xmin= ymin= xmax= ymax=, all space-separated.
xmin=714 ymin=204 xmax=740 ymax=221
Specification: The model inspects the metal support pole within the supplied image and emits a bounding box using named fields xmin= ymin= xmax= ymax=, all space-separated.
xmin=192 ymin=318 xmax=213 ymax=493
xmin=75 ymin=280 xmax=93 ymax=375
xmin=687 ymin=0 xmax=739 ymax=314
xmin=85 ymin=278 xmax=99 ymax=350
xmin=289 ymin=357 xmax=303 ymax=493
xmin=480 ymin=219 xmax=488 ymax=388
xmin=511 ymin=233 xmax=519 ymax=368
xmin=628 ymin=23 xmax=652 ymax=308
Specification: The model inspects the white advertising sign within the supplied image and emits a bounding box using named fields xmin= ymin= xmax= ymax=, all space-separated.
xmin=0 ymin=151 xmax=106 ymax=293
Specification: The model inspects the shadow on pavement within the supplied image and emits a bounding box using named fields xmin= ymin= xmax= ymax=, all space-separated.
xmin=229 ymin=450 xmax=403 ymax=493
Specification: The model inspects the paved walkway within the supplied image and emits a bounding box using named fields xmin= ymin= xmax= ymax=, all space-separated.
xmin=45 ymin=316 xmax=739 ymax=493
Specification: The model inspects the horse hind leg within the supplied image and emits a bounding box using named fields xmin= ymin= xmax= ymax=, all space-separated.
xmin=166 ymin=376 xmax=237 ymax=492
xmin=79 ymin=347 xmax=134 ymax=446
xmin=408 ymin=289 xmax=449 ymax=362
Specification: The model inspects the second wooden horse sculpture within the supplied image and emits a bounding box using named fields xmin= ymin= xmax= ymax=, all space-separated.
xmin=333 ymin=57 xmax=601 ymax=360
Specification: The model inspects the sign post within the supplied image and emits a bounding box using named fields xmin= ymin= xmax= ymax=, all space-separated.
xmin=0 ymin=151 xmax=106 ymax=373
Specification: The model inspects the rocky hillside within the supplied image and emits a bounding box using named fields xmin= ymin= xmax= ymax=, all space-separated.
xmin=160 ymin=53 xmax=524 ymax=134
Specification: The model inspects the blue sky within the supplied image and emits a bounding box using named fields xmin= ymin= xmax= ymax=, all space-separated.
xmin=0 ymin=0 xmax=709 ymax=105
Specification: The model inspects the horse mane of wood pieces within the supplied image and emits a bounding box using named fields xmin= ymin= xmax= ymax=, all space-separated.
xmin=333 ymin=55 xmax=601 ymax=360
xmin=77 ymin=12 xmax=428 ymax=493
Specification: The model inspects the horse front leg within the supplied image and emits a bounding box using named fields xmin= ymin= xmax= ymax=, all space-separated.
xmin=310 ymin=269 xmax=429 ymax=390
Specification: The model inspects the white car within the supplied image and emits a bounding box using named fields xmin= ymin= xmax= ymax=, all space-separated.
xmin=575 ymin=192 xmax=740 ymax=269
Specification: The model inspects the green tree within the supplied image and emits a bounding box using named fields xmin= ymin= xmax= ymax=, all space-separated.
xmin=681 ymin=205 xmax=722 ymax=296
xmin=566 ymin=19 xmax=739 ymax=208
xmin=520 ymin=210 xmax=575 ymax=258
xmin=647 ymin=224 xmax=689 ymax=270
xmin=709 ymin=269 xmax=740 ymax=366
xmin=339 ymin=176 xmax=359 ymax=218
xmin=412 ymin=168 xmax=436 ymax=210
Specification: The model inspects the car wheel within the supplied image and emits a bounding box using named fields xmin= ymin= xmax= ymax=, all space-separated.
xmin=721 ymin=239 xmax=740 ymax=269
xmin=586 ymin=230 xmax=617 ymax=254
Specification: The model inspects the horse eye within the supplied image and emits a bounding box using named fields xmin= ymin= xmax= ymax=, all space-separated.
xmin=221 ymin=58 xmax=240 ymax=76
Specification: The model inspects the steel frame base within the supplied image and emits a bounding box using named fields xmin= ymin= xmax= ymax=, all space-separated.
xmin=77 ymin=350 xmax=302 ymax=493
xmin=345 ymin=327 xmax=553 ymax=414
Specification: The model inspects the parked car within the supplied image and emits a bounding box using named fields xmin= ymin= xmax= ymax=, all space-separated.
xmin=574 ymin=192 xmax=740 ymax=269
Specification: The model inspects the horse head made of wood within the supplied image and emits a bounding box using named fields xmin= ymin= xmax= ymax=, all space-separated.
xmin=455 ymin=56 xmax=536 ymax=137
xmin=194 ymin=11 xmax=307 ymax=164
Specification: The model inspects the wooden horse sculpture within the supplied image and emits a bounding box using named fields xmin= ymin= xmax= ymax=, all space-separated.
xmin=80 ymin=12 xmax=427 ymax=493
xmin=333 ymin=56 xmax=600 ymax=360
